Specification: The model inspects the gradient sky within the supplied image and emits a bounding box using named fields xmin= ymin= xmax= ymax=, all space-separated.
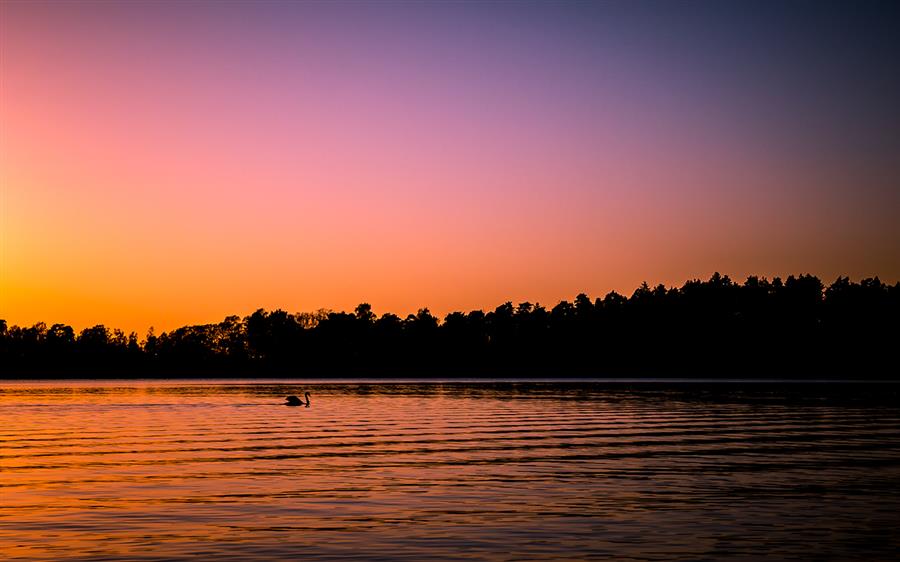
xmin=2 ymin=0 xmax=899 ymax=334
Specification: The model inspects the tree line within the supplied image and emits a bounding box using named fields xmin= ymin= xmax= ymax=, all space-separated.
xmin=2 ymin=273 xmax=897 ymax=378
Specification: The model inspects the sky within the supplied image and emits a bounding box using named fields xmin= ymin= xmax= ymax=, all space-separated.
xmin=2 ymin=0 xmax=899 ymax=334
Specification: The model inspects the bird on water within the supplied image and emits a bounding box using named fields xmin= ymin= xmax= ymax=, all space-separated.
xmin=285 ymin=393 xmax=311 ymax=407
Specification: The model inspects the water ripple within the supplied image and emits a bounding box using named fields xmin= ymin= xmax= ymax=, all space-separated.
xmin=1 ymin=380 xmax=898 ymax=561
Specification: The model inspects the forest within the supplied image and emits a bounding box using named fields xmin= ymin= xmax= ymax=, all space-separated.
xmin=2 ymin=274 xmax=897 ymax=378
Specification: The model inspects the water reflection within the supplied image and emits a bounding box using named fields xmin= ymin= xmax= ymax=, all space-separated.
xmin=1 ymin=380 xmax=898 ymax=560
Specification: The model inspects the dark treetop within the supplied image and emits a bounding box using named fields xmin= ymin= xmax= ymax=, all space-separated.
xmin=2 ymin=274 xmax=897 ymax=378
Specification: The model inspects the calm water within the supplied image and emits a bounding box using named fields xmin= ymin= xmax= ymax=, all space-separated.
xmin=1 ymin=380 xmax=899 ymax=561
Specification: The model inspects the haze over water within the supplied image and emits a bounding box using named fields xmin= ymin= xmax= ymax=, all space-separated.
xmin=1 ymin=380 xmax=898 ymax=561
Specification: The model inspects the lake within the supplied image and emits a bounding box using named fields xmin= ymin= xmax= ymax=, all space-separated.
xmin=1 ymin=380 xmax=899 ymax=560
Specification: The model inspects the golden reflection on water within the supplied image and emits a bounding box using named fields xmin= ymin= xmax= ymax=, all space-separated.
xmin=1 ymin=380 xmax=899 ymax=561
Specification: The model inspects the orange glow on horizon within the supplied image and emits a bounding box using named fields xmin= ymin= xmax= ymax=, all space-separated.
xmin=2 ymin=2 xmax=898 ymax=335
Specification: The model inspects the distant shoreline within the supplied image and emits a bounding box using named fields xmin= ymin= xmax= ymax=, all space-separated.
xmin=3 ymin=273 xmax=897 ymax=380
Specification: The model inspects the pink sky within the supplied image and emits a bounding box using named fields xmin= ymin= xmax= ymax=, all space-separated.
xmin=2 ymin=2 xmax=898 ymax=334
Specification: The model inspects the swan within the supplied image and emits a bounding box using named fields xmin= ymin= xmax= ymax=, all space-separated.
xmin=285 ymin=393 xmax=310 ymax=407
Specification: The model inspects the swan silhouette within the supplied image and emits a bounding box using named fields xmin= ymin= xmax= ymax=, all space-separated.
xmin=285 ymin=393 xmax=310 ymax=407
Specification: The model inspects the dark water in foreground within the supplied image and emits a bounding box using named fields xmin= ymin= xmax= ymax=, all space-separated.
xmin=1 ymin=380 xmax=899 ymax=561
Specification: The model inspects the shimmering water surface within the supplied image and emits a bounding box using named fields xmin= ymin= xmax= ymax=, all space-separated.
xmin=1 ymin=380 xmax=899 ymax=561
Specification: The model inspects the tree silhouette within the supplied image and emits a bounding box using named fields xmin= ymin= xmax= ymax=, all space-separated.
xmin=1 ymin=273 xmax=897 ymax=378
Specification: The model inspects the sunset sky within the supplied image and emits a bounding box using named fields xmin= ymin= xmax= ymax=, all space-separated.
xmin=2 ymin=1 xmax=899 ymax=334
